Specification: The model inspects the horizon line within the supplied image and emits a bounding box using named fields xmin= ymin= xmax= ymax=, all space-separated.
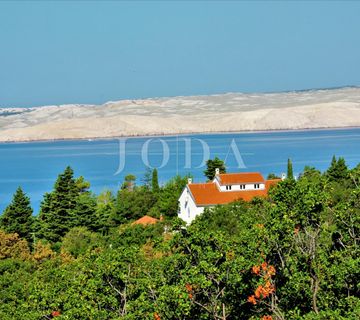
xmin=1 ymin=84 xmax=359 ymax=109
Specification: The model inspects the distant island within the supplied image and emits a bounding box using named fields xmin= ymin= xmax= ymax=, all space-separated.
xmin=1 ymin=86 xmax=360 ymax=142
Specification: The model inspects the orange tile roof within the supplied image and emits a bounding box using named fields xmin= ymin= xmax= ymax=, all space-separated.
xmin=188 ymin=179 xmax=280 ymax=206
xmin=132 ymin=215 xmax=159 ymax=225
xmin=216 ymin=172 xmax=265 ymax=185
xmin=265 ymin=179 xmax=282 ymax=189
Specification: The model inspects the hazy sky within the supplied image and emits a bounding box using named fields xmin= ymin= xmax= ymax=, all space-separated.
xmin=1 ymin=1 xmax=360 ymax=107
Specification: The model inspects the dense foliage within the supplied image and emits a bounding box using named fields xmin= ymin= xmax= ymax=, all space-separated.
xmin=204 ymin=157 xmax=226 ymax=181
xmin=0 ymin=187 xmax=33 ymax=244
xmin=0 ymin=158 xmax=359 ymax=319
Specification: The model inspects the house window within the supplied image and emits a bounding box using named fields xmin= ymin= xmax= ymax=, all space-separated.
xmin=226 ymin=185 xmax=232 ymax=190
xmin=240 ymin=184 xmax=245 ymax=190
xmin=188 ymin=208 xmax=190 ymax=218
xmin=254 ymin=183 xmax=260 ymax=189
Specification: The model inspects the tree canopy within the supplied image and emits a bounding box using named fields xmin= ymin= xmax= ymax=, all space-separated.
xmin=0 ymin=187 xmax=33 ymax=244
xmin=203 ymin=156 xmax=226 ymax=180
xmin=0 ymin=158 xmax=359 ymax=319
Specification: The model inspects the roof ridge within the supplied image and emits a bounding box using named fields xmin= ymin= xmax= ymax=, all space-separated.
xmin=219 ymin=171 xmax=262 ymax=174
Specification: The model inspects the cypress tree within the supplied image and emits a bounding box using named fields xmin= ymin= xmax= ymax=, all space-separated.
xmin=287 ymin=158 xmax=294 ymax=180
xmin=0 ymin=187 xmax=33 ymax=243
xmin=152 ymin=168 xmax=160 ymax=193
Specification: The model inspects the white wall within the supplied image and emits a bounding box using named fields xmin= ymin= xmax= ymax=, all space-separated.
xmin=217 ymin=182 xmax=265 ymax=191
xmin=178 ymin=187 xmax=205 ymax=224
xmin=178 ymin=179 xmax=266 ymax=224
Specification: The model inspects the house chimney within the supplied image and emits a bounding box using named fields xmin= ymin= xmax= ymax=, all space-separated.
xmin=281 ymin=173 xmax=286 ymax=181
xmin=188 ymin=178 xmax=192 ymax=184
xmin=215 ymin=168 xmax=220 ymax=175
xmin=160 ymin=215 xmax=164 ymax=221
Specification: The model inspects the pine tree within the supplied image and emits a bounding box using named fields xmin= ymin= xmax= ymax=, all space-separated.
xmin=336 ymin=157 xmax=348 ymax=179
xmin=152 ymin=168 xmax=160 ymax=193
xmin=330 ymin=155 xmax=337 ymax=171
xmin=203 ymin=157 xmax=226 ymax=181
xmin=287 ymin=158 xmax=294 ymax=180
xmin=37 ymin=192 xmax=53 ymax=241
xmin=327 ymin=155 xmax=349 ymax=181
xmin=72 ymin=193 xmax=97 ymax=231
xmin=38 ymin=166 xmax=78 ymax=243
xmin=0 ymin=187 xmax=33 ymax=243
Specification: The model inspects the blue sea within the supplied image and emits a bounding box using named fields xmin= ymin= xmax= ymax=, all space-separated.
xmin=1 ymin=128 xmax=360 ymax=214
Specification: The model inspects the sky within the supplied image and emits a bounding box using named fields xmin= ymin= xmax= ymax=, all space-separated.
xmin=0 ymin=0 xmax=360 ymax=107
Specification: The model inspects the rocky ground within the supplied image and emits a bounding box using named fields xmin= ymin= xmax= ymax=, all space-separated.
xmin=1 ymin=87 xmax=360 ymax=142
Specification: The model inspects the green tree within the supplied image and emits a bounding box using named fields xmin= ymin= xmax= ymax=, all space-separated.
xmin=38 ymin=166 xmax=78 ymax=243
xmin=2 ymin=159 xmax=360 ymax=319
xmin=72 ymin=193 xmax=97 ymax=231
xmin=149 ymin=175 xmax=189 ymax=218
xmin=36 ymin=193 xmax=53 ymax=241
xmin=267 ymin=173 xmax=280 ymax=179
xmin=193 ymin=201 xmax=250 ymax=237
xmin=203 ymin=157 xmax=226 ymax=181
xmin=121 ymin=174 xmax=136 ymax=191
xmin=113 ymin=186 xmax=157 ymax=224
xmin=75 ymin=176 xmax=91 ymax=193
xmin=62 ymin=227 xmax=102 ymax=258
xmin=287 ymin=158 xmax=294 ymax=180
xmin=301 ymin=166 xmax=321 ymax=180
xmin=142 ymin=167 xmax=153 ymax=189
xmin=95 ymin=190 xmax=116 ymax=234
xmin=153 ymin=218 xmax=262 ymax=319
xmin=0 ymin=187 xmax=33 ymax=244
xmin=0 ymin=230 xmax=31 ymax=260
xmin=152 ymin=168 xmax=160 ymax=193
xmin=326 ymin=155 xmax=349 ymax=181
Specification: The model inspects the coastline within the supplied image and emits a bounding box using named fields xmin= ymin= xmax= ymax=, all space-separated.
xmin=1 ymin=125 xmax=359 ymax=145
xmin=2 ymin=87 xmax=360 ymax=144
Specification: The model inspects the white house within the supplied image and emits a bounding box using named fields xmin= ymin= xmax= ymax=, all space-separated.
xmin=178 ymin=169 xmax=280 ymax=224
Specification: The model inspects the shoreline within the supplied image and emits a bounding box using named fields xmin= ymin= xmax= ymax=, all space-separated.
xmin=1 ymin=125 xmax=359 ymax=145
xmin=2 ymin=87 xmax=360 ymax=144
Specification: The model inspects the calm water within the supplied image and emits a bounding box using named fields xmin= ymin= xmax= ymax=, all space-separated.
xmin=1 ymin=128 xmax=360 ymax=213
